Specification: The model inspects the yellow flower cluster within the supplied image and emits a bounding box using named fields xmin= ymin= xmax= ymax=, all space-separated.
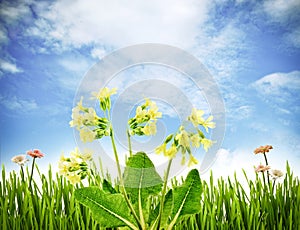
xmin=128 ymin=98 xmax=162 ymax=136
xmin=58 ymin=148 xmax=93 ymax=184
xmin=155 ymin=108 xmax=215 ymax=167
xmin=69 ymin=89 xmax=115 ymax=143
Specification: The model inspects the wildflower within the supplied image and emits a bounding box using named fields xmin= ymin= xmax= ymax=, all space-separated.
xmin=27 ymin=149 xmax=44 ymax=158
xmin=188 ymin=108 xmax=204 ymax=127
xmin=11 ymin=154 xmax=29 ymax=166
xmin=59 ymin=148 xmax=93 ymax=185
xmin=200 ymin=116 xmax=216 ymax=133
xmin=188 ymin=155 xmax=199 ymax=167
xmin=164 ymin=145 xmax=177 ymax=159
xmin=201 ymin=138 xmax=214 ymax=152
xmin=270 ymin=169 xmax=284 ymax=179
xmin=79 ymin=127 xmax=97 ymax=143
xmin=255 ymin=164 xmax=271 ymax=173
xmin=190 ymin=134 xmax=201 ymax=147
xmin=142 ymin=121 xmax=157 ymax=136
xmin=155 ymin=143 xmax=167 ymax=155
xmin=175 ymin=126 xmax=190 ymax=148
xmin=254 ymin=145 xmax=273 ymax=154
xmin=91 ymin=87 xmax=117 ymax=111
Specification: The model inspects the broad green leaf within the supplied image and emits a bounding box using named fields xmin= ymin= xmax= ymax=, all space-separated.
xmin=74 ymin=187 xmax=138 ymax=229
xmin=123 ymin=152 xmax=163 ymax=202
xmin=168 ymin=169 xmax=201 ymax=229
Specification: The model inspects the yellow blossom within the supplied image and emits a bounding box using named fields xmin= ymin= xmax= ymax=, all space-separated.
xmin=79 ymin=127 xmax=96 ymax=143
xmin=200 ymin=115 xmax=216 ymax=132
xmin=164 ymin=145 xmax=177 ymax=158
xmin=188 ymin=155 xmax=199 ymax=167
xmin=175 ymin=126 xmax=190 ymax=148
xmin=92 ymin=87 xmax=117 ymax=101
xmin=135 ymin=106 xmax=148 ymax=123
xmin=142 ymin=121 xmax=157 ymax=136
xmin=67 ymin=173 xmax=81 ymax=184
xmin=188 ymin=108 xmax=204 ymax=127
xmin=155 ymin=143 xmax=167 ymax=155
xmin=201 ymin=138 xmax=214 ymax=152
xmin=190 ymin=134 xmax=201 ymax=147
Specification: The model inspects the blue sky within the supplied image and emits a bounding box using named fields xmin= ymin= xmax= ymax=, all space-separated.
xmin=1 ymin=0 xmax=300 ymax=179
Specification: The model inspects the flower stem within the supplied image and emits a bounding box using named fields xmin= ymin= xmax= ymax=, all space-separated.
xmin=156 ymin=158 xmax=173 ymax=230
xmin=28 ymin=157 xmax=36 ymax=190
xmin=263 ymin=153 xmax=270 ymax=184
xmin=20 ymin=165 xmax=25 ymax=184
xmin=127 ymin=129 xmax=133 ymax=157
xmin=110 ymin=127 xmax=142 ymax=229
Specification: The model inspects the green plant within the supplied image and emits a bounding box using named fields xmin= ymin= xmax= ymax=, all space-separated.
xmin=69 ymin=87 xmax=215 ymax=229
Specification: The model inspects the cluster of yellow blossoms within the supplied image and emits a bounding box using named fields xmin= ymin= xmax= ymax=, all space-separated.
xmin=69 ymin=87 xmax=117 ymax=143
xmin=58 ymin=148 xmax=93 ymax=184
xmin=128 ymin=99 xmax=162 ymax=136
xmin=155 ymin=108 xmax=215 ymax=166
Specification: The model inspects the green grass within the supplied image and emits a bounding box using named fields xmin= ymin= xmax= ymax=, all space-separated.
xmin=1 ymin=162 xmax=299 ymax=229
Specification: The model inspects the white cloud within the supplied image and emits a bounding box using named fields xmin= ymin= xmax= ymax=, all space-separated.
xmin=253 ymin=71 xmax=300 ymax=95
xmin=0 ymin=59 xmax=22 ymax=74
xmin=0 ymin=95 xmax=38 ymax=112
xmin=29 ymin=0 xmax=210 ymax=51
xmin=263 ymin=0 xmax=300 ymax=22
xmin=286 ymin=27 xmax=300 ymax=48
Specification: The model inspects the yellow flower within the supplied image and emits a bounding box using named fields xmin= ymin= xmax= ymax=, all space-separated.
xmin=81 ymin=149 xmax=93 ymax=161
xmin=92 ymin=87 xmax=117 ymax=101
xmin=200 ymin=115 xmax=215 ymax=132
xmin=147 ymin=100 xmax=162 ymax=120
xmin=135 ymin=106 xmax=147 ymax=123
xmin=164 ymin=145 xmax=177 ymax=158
xmin=67 ymin=173 xmax=81 ymax=185
xmin=79 ymin=127 xmax=96 ymax=143
xmin=155 ymin=143 xmax=166 ymax=155
xmin=201 ymin=138 xmax=214 ymax=152
xmin=175 ymin=126 xmax=190 ymax=148
xmin=188 ymin=155 xmax=199 ymax=167
xmin=188 ymin=108 xmax=204 ymax=127
xmin=69 ymin=107 xmax=84 ymax=128
xmin=190 ymin=134 xmax=201 ymax=147
xmin=142 ymin=121 xmax=157 ymax=136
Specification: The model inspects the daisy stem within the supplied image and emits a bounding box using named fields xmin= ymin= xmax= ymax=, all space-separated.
xmin=28 ymin=157 xmax=36 ymax=190
xmin=20 ymin=166 xmax=25 ymax=184
xmin=263 ymin=153 xmax=270 ymax=184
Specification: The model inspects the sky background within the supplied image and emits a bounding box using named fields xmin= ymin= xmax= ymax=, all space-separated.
xmin=1 ymin=0 xmax=300 ymax=181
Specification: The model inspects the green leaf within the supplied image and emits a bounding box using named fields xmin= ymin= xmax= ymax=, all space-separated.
xmin=123 ymin=152 xmax=163 ymax=202
xmin=168 ymin=169 xmax=202 ymax=229
xmin=74 ymin=187 xmax=138 ymax=229
xmin=102 ymin=179 xmax=117 ymax=194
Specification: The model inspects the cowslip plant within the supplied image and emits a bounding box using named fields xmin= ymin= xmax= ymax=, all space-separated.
xmin=68 ymin=87 xmax=216 ymax=230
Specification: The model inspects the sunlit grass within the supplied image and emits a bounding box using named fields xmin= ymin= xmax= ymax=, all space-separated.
xmin=1 ymin=162 xmax=299 ymax=229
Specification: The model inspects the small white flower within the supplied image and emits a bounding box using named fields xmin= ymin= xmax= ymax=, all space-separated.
xmin=11 ymin=155 xmax=29 ymax=166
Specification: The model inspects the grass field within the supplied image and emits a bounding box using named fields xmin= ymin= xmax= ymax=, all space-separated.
xmin=1 ymin=161 xmax=299 ymax=230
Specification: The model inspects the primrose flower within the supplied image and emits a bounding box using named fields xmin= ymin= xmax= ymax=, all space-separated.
xmin=201 ymin=138 xmax=214 ymax=152
xmin=254 ymin=145 xmax=273 ymax=154
xmin=129 ymin=98 xmax=162 ymax=136
xmin=188 ymin=108 xmax=204 ymax=127
xmin=175 ymin=126 xmax=190 ymax=148
xmin=164 ymin=145 xmax=177 ymax=159
xmin=59 ymin=148 xmax=93 ymax=184
xmin=79 ymin=127 xmax=97 ymax=143
xmin=200 ymin=116 xmax=216 ymax=133
xmin=155 ymin=143 xmax=167 ymax=155
xmin=11 ymin=155 xmax=29 ymax=166
xmin=91 ymin=87 xmax=117 ymax=111
xmin=255 ymin=164 xmax=271 ymax=173
xmin=188 ymin=155 xmax=199 ymax=167
xmin=27 ymin=149 xmax=44 ymax=158
xmin=270 ymin=169 xmax=284 ymax=179
xmin=190 ymin=134 xmax=201 ymax=148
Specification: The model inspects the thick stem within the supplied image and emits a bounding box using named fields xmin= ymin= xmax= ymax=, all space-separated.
xmin=127 ymin=129 xmax=133 ymax=157
xmin=28 ymin=157 xmax=36 ymax=190
xmin=156 ymin=158 xmax=173 ymax=230
xmin=263 ymin=153 xmax=270 ymax=184
xmin=110 ymin=128 xmax=142 ymax=229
